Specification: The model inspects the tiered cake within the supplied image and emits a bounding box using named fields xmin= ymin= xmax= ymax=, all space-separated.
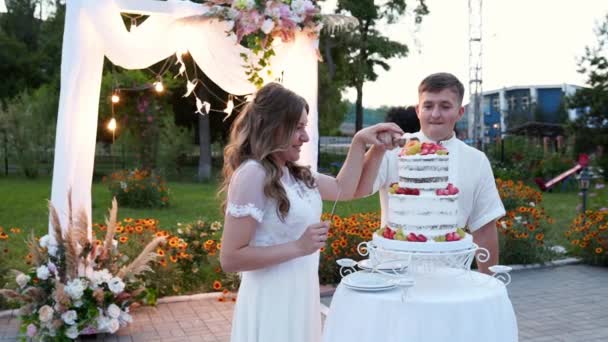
xmin=373 ymin=139 xmax=473 ymax=252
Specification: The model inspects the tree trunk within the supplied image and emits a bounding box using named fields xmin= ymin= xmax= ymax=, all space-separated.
xmin=355 ymin=82 xmax=364 ymax=132
xmin=198 ymin=113 xmax=212 ymax=182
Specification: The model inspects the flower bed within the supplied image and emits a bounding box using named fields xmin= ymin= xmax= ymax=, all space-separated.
xmin=565 ymin=210 xmax=608 ymax=266
xmin=495 ymin=179 xmax=556 ymax=265
xmin=319 ymin=212 xmax=380 ymax=285
xmin=103 ymin=169 xmax=170 ymax=208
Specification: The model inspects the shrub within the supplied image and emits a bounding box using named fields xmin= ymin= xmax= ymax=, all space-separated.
xmin=103 ymin=169 xmax=170 ymax=208
xmin=565 ymin=210 xmax=608 ymax=266
xmin=495 ymin=179 xmax=556 ymax=264
xmin=318 ymin=212 xmax=380 ymax=284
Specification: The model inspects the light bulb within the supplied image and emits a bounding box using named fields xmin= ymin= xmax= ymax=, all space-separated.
xmin=111 ymin=94 xmax=120 ymax=103
xmin=154 ymin=81 xmax=164 ymax=93
xmin=224 ymin=99 xmax=234 ymax=114
xmin=108 ymin=118 xmax=117 ymax=132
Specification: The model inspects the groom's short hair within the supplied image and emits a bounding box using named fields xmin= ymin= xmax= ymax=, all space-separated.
xmin=418 ymin=73 xmax=465 ymax=105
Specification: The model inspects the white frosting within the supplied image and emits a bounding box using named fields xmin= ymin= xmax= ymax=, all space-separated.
xmin=387 ymin=193 xmax=458 ymax=232
xmin=398 ymin=155 xmax=449 ymax=189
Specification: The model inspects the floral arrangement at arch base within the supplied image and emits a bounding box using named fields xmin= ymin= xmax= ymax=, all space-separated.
xmin=0 ymin=197 xmax=165 ymax=341
xmin=202 ymin=0 xmax=322 ymax=88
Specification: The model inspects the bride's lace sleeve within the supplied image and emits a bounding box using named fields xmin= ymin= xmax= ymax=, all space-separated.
xmin=226 ymin=161 xmax=267 ymax=223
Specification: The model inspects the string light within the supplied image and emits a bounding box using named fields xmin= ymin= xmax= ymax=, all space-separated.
xmin=107 ymin=118 xmax=117 ymax=132
xmin=111 ymin=94 xmax=120 ymax=103
xmin=130 ymin=17 xmax=138 ymax=32
xmin=224 ymin=95 xmax=234 ymax=114
xmin=154 ymin=78 xmax=164 ymax=93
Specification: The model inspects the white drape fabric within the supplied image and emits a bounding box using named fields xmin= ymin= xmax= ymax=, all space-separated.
xmin=50 ymin=0 xmax=318 ymax=235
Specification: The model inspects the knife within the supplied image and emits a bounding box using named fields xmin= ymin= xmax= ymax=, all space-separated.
xmin=329 ymin=187 xmax=341 ymax=219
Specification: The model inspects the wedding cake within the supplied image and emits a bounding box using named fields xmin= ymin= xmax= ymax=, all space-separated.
xmin=373 ymin=139 xmax=473 ymax=252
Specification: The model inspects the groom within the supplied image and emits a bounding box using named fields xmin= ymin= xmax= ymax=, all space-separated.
xmin=354 ymin=72 xmax=505 ymax=274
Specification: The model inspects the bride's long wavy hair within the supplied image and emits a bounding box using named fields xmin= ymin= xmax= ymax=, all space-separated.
xmin=219 ymin=83 xmax=316 ymax=221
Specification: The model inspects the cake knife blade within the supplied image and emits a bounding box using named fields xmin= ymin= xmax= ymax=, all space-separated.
xmin=329 ymin=187 xmax=341 ymax=219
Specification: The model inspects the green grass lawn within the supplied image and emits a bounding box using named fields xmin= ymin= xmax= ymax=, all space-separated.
xmin=1 ymin=175 xmax=605 ymax=272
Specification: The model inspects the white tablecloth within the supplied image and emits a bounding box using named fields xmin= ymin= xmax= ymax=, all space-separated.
xmin=323 ymin=268 xmax=518 ymax=342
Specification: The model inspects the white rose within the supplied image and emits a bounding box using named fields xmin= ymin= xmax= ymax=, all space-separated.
xmin=36 ymin=265 xmax=50 ymax=280
xmin=89 ymin=269 xmax=112 ymax=288
xmin=119 ymin=310 xmax=133 ymax=324
xmin=261 ymin=19 xmax=275 ymax=34
xmin=107 ymin=318 xmax=120 ymax=333
xmin=225 ymin=20 xmax=235 ymax=32
xmin=39 ymin=234 xmax=51 ymax=248
xmin=38 ymin=305 xmax=54 ymax=323
xmin=61 ymin=310 xmax=78 ymax=325
xmin=48 ymin=244 xmax=58 ymax=257
xmin=65 ymin=279 xmax=86 ymax=300
xmin=107 ymin=304 xmax=121 ymax=319
xmin=65 ymin=326 xmax=79 ymax=339
xmin=108 ymin=277 xmax=125 ymax=294
xmin=16 ymin=274 xmax=30 ymax=288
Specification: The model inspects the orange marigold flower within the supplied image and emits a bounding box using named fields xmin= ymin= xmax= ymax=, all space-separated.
xmin=159 ymin=259 xmax=167 ymax=267
xmin=169 ymin=238 xmax=179 ymax=247
xmin=595 ymin=247 xmax=604 ymax=254
xmin=170 ymin=255 xmax=178 ymax=263
xmin=10 ymin=228 xmax=21 ymax=234
xmin=535 ymin=233 xmax=544 ymax=241
xmin=135 ymin=225 xmax=144 ymax=233
xmin=0 ymin=232 xmax=8 ymax=240
xmin=155 ymin=231 xmax=165 ymax=238
xmin=157 ymin=248 xmax=165 ymax=257
xmin=213 ymin=280 xmax=222 ymax=290
xmin=124 ymin=218 xmax=133 ymax=223
xmin=119 ymin=236 xmax=128 ymax=243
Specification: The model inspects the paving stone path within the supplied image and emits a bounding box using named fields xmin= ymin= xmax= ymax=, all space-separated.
xmin=1 ymin=264 xmax=607 ymax=341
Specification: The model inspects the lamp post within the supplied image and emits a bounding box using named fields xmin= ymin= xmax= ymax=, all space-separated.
xmin=107 ymin=118 xmax=117 ymax=171
xmin=579 ymin=167 xmax=591 ymax=222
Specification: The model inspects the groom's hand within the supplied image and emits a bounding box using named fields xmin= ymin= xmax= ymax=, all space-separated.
xmin=354 ymin=123 xmax=403 ymax=150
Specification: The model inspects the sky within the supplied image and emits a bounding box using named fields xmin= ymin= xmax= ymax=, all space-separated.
xmin=1 ymin=0 xmax=607 ymax=108
xmin=321 ymin=0 xmax=608 ymax=107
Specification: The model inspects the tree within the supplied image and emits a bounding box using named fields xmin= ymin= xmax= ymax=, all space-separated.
xmin=318 ymin=31 xmax=351 ymax=135
xmin=334 ymin=0 xmax=428 ymax=132
xmin=0 ymin=0 xmax=64 ymax=101
xmin=568 ymin=13 xmax=608 ymax=154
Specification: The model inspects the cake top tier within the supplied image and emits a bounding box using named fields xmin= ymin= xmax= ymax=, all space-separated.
xmin=399 ymin=139 xmax=448 ymax=157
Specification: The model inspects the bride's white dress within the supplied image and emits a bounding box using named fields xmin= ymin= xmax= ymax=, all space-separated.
xmin=226 ymin=160 xmax=323 ymax=342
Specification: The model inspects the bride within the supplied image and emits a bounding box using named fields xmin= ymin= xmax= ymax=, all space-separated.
xmin=219 ymin=82 xmax=402 ymax=342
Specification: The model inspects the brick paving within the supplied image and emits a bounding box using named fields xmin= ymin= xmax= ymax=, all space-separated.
xmin=1 ymin=264 xmax=607 ymax=341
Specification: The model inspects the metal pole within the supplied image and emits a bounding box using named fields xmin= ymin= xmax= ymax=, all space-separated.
xmin=111 ymin=130 xmax=116 ymax=171
xmin=3 ymin=129 xmax=8 ymax=176
xmin=501 ymin=132 xmax=505 ymax=163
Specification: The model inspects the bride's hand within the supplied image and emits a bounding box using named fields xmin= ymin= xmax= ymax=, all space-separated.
xmin=353 ymin=123 xmax=404 ymax=150
xmin=295 ymin=221 xmax=330 ymax=256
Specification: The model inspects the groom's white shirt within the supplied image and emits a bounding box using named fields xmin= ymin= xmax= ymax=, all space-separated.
xmin=372 ymin=131 xmax=505 ymax=231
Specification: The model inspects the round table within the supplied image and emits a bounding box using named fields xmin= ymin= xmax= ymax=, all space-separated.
xmin=322 ymin=268 xmax=518 ymax=342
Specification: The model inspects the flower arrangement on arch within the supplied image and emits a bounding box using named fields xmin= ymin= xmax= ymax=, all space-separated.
xmin=202 ymin=0 xmax=322 ymax=87
xmin=0 ymin=198 xmax=165 ymax=341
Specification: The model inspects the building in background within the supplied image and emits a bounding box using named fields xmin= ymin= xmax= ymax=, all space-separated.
xmin=461 ymin=84 xmax=583 ymax=144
